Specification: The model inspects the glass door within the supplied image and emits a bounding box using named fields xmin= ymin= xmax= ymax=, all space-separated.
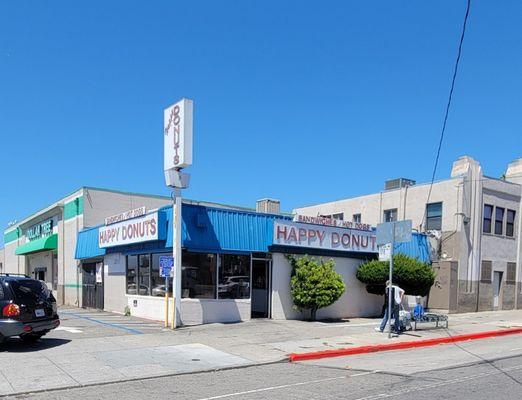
xmin=251 ymin=259 xmax=271 ymax=318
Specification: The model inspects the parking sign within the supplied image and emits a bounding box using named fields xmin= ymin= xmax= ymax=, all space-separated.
xmin=159 ymin=256 xmax=174 ymax=278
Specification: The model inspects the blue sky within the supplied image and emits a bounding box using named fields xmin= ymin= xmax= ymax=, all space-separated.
xmin=1 ymin=1 xmax=521 ymax=246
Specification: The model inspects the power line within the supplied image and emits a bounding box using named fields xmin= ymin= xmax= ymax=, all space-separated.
xmin=422 ymin=0 xmax=472 ymax=229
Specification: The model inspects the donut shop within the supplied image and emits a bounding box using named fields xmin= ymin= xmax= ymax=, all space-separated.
xmin=73 ymin=199 xmax=420 ymax=325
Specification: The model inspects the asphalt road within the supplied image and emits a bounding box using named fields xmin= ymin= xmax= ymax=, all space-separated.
xmin=7 ymin=335 xmax=522 ymax=400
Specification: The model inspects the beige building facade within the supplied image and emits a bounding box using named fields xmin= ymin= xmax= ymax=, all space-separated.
xmin=295 ymin=156 xmax=522 ymax=313
xmin=2 ymin=187 xmax=172 ymax=306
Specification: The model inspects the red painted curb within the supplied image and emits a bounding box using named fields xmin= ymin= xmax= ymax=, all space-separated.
xmin=288 ymin=327 xmax=522 ymax=362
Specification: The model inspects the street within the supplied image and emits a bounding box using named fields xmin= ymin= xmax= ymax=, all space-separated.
xmin=5 ymin=335 xmax=522 ymax=400
xmin=2 ymin=308 xmax=522 ymax=399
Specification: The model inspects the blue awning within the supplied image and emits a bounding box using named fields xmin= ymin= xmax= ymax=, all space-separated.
xmin=76 ymin=204 xmax=290 ymax=259
xmin=75 ymin=203 xmax=431 ymax=263
xmin=394 ymin=233 xmax=431 ymax=263
xmin=75 ymin=226 xmax=105 ymax=259
xmin=167 ymin=204 xmax=288 ymax=253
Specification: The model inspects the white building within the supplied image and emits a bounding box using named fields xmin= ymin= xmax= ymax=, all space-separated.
xmin=294 ymin=156 xmax=522 ymax=313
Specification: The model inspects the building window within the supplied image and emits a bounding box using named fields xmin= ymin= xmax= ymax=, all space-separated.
xmin=480 ymin=260 xmax=492 ymax=283
xmin=332 ymin=213 xmax=344 ymax=221
xmin=218 ymin=254 xmax=250 ymax=299
xmin=483 ymin=204 xmax=493 ymax=234
xmin=506 ymin=210 xmax=516 ymax=237
xmin=126 ymin=255 xmax=139 ymax=294
xmin=383 ymin=209 xmax=397 ymax=223
xmin=426 ymin=202 xmax=443 ymax=231
xmin=151 ymin=253 xmax=171 ymax=297
xmin=506 ymin=262 xmax=516 ymax=285
xmin=138 ymin=254 xmax=151 ymax=295
xmin=182 ymin=251 xmax=217 ymax=299
xmin=353 ymin=214 xmax=361 ymax=223
xmin=495 ymin=207 xmax=505 ymax=235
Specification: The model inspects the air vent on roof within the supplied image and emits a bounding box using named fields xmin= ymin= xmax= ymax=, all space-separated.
xmin=385 ymin=178 xmax=416 ymax=190
xmin=256 ymin=199 xmax=280 ymax=214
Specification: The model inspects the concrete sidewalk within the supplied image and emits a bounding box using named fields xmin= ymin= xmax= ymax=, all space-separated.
xmin=1 ymin=308 xmax=522 ymax=396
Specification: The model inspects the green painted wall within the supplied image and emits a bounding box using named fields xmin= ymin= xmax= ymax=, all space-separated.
xmin=64 ymin=196 xmax=84 ymax=220
xmin=4 ymin=195 xmax=83 ymax=244
xmin=3 ymin=228 xmax=20 ymax=245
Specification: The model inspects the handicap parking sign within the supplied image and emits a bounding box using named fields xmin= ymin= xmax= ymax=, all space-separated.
xmin=159 ymin=256 xmax=174 ymax=277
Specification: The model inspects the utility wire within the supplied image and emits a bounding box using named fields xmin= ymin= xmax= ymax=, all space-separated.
xmin=422 ymin=0 xmax=472 ymax=230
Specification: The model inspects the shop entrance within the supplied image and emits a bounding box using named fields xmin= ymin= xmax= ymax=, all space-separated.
xmin=251 ymin=259 xmax=271 ymax=318
xmin=82 ymin=262 xmax=104 ymax=310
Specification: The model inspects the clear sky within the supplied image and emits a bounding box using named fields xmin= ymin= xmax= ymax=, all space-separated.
xmin=1 ymin=1 xmax=521 ymax=246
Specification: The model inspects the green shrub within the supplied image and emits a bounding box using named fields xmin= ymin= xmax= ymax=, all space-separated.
xmin=356 ymin=254 xmax=435 ymax=296
xmin=288 ymin=255 xmax=346 ymax=320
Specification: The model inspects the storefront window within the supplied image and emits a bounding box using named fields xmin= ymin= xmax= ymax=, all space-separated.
xmin=181 ymin=251 xmax=216 ymax=299
xmin=152 ymin=253 xmax=172 ymax=297
xmin=138 ymin=254 xmax=151 ymax=295
xmin=218 ymin=254 xmax=250 ymax=299
xmin=126 ymin=255 xmax=138 ymax=294
xmin=125 ymin=251 xmax=253 ymax=300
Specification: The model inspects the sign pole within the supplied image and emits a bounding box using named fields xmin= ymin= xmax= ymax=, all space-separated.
xmin=164 ymin=276 xmax=169 ymax=328
xmin=388 ymin=222 xmax=395 ymax=339
xmin=164 ymin=97 xmax=193 ymax=329
xmin=172 ymin=187 xmax=182 ymax=329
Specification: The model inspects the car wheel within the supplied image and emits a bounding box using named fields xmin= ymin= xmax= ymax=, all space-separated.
xmin=20 ymin=333 xmax=45 ymax=343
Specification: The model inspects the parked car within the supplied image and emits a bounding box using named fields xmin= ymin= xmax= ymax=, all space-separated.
xmin=218 ymin=276 xmax=250 ymax=298
xmin=126 ymin=283 xmax=149 ymax=295
xmin=0 ymin=274 xmax=60 ymax=343
xmin=152 ymin=284 xmax=172 ymax=297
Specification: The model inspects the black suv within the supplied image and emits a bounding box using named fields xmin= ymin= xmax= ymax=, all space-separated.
xmin=0 ymin=274 xmax=60 ymax=343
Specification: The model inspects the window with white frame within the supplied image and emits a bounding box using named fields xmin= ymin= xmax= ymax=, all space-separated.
xmin=426 ymin=202 xmax=442 ymax=231
xmin=506 ymin=209 xmax=516 ymax=237
xmin=495 ymin=207 xmax=505 ymax=235
xmin=483 ymin=204 xmax=493 ymax=234
xmin=332 ymin=213 xmax=344 ymax=221
xmin=383 ymin=208 xmax=397 ymax=223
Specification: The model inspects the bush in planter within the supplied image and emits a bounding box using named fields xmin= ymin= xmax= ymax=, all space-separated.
xmin=288 ymin=255 xmax=345 ymax=321
xmin=356 ymin=254 xmax=435 ymax=297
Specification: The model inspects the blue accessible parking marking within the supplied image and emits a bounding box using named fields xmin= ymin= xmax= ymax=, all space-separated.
xmin=60 ymin=311 xmax=144 ymax=335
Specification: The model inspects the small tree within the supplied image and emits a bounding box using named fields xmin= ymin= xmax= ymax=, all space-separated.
xmin=288 ymin=255 xmax=345 ymax=321
xmin=356 ymin=254 xmax=435 ymax=297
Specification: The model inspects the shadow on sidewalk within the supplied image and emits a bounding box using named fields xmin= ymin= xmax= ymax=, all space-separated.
xmin=0 ymin=338 xmax=71 ymax=353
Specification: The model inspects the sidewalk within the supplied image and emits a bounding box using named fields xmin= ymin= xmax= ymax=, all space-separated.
xmin=173 ymin=309 xmax=522 ymax=362
xmin=1 ymin=308 xmax=522 ymax=396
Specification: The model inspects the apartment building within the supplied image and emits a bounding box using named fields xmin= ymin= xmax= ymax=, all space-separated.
xmin=295 ymin=156 xmax=522 ymax=313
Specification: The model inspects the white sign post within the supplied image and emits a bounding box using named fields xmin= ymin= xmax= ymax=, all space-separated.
xmin=376 ymin=220 xmax=412 ymax=339
xmin=164 ymin=98 xmax=193 ymax=329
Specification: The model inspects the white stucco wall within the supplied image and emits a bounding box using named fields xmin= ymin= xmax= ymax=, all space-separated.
xmin=103 ymin=253 xmax=127 ymax=314
xmin=126 ymin=295 xmax=251 ymax=325
xmin=26 ymin=250 xmax=53 ymax=288
xmin=271 ymin=253 xmax=382 ymax=320
xmin=294 ymin=178 xmax=462 ymax=232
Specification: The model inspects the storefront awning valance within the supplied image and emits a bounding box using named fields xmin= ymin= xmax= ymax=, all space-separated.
xmin=15 ymin=234 xmax=58 ymax=255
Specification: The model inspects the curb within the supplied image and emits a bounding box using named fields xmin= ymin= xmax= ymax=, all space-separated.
xmin=288 ymin=327 xmax=522 ymax=362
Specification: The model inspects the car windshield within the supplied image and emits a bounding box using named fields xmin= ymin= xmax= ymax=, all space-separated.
xmin=10 ymin=280 xmax=50 ymax=303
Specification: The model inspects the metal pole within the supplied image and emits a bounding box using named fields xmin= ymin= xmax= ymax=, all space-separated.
xmin=172 ymin=187 xmax=182 ymax=328
xmin=388 ymin=222 xmax=396 ymax=339
xmin=164 ymin=275 xmax=169 ymax=328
